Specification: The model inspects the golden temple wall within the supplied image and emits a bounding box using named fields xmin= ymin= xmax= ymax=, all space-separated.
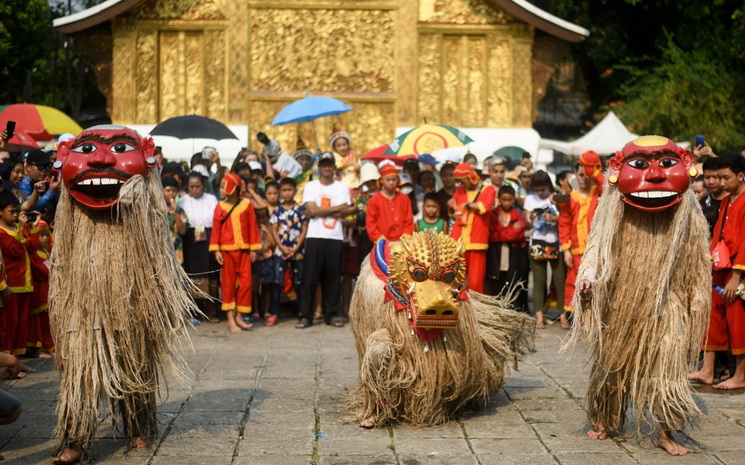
xmin=90 ymin=0 xmax=542 ymax=155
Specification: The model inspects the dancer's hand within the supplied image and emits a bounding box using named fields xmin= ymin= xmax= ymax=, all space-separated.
xmin=579 ymin=280 xmax=592 ymax=298
xmin=724 ymin=272 xmax=741 ymax=303
xmin=564 ymin=250 xmax=573 ymax=268
xmin=214 ymin=251 xmax=224 ymax=266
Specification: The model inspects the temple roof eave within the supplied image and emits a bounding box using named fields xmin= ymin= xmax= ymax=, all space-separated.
xmin=53 ymin=0 xmax=589 ymax=42
xmin=52 ymin=0 xmax=146 ymax=34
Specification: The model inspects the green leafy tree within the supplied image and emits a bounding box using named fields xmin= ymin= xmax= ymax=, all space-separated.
xmin=535 ymin=0 xmax=745 ymax=150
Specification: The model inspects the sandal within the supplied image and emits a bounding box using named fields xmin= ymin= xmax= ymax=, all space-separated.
xmin=330 ymin=317 xmax=345 ymax=328
xmin=265 ymin=315 xmax=278 ymax=327
xmin=295 ymin=318 xmax=312 ymax=329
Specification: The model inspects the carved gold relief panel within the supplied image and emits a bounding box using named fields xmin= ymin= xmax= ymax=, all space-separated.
xmin=249 ymin=8 xmax=395 ymax=93
xmin=487 ymin=35 xmax=512 ymax=127
xmin=111 ymin=25 xmax=137 ymax=124
xmin=136 ymin=30 xmax=158 ymax=123
xmin=417 ymin=34 xmax=441 ymax=123
xmin=419 ymin=0 xmax=512 ymax=25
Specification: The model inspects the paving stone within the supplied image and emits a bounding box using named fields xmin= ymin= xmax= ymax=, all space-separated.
xmin=156 ymin=436 xmax=237 ymax=456
xmin=318 ymin=436 xmax=392 ymax=455
xmin=714 ymin=451 xmax=745 ymax=465
xmin=234 ymin=456 xmax=313 ymax=465
xmin=469 ymin=438 xmax=547 ymax=455
xmin=151 ymin=456 xmax=233 ymax=465
xmin=237 ymin=434 xmax=314 ymax=456
xmin=553 ymin=452 xmax=636 ymax=464
xmin=543 ymin=437 xmax=624 ymax=454
xmin=393 ymin=437 xmax=473 ymax=456
xmin=319 ymin=456 xmax=396 ymax=465
xmin=476 ymin=453 xmax=557 ymax=465
xmin=396 ymin=453 xmax=480 ymax=465
xmin=393 ymin=423 xmax=464 ymax=439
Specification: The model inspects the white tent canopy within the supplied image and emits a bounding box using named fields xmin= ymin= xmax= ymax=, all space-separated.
xmin=539 ymin=111 xmax=637 ymax=156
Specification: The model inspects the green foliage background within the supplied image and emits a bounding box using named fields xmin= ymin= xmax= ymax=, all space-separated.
xmin=536 ymin=0 xmax=745 ymax=151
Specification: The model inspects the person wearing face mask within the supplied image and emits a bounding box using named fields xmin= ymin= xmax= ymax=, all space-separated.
xmin=447 ymin=163 xmax=496 ymax=293
xmin=365 ymin=163 xmax=414 ymax=243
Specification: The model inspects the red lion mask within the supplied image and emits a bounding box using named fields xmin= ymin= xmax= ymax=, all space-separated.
xmin=608 ymin=135 xmax=696 ymax=212
xmin=55 ymin=125 xmax=156 ymax=209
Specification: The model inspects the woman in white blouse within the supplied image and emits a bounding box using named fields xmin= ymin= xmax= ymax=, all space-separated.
xmin=178 ymin=172 xmax=220 ymax=319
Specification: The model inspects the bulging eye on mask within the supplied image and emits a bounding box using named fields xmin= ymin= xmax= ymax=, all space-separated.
xmin=400 ymin=186 xmax=414 ymax=195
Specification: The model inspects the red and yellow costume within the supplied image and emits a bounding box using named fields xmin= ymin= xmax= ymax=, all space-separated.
xmin=449 ymin=164 xmax=496 ymax=293
xmin=0 ymin=225 xmax=38 ymax=354
xmin=558 ymin=151 xmax=602 ymax=311
xmin=366 ymin=192 xmax=414 ymax=243
xmin=705 ymin=192 xmax=745 ymax=354
xmin=27 ymin=222 xmax=53 ymax=353
xmin=210 ymin=174 xmax=261 ymax=313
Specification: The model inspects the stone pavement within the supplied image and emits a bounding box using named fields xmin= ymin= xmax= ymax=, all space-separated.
xmin=1 ymin=318 xmax=744 ymax=465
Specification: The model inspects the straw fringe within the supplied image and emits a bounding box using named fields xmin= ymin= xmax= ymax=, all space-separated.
xmin=349 ymin=258 xmax=535 ymax=427
xmin=49 ymin=171 xmax=201 ymax=453
xmin=563 ymin=186 xmax=710 ymax=438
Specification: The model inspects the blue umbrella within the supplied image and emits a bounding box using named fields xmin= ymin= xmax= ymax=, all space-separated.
xmin=271 ymin=96 xmax=352 ymax=126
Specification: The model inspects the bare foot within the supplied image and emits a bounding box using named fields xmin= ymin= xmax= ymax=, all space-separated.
xmin=657 ymin=430 xmax=687 ymax=456
xmin=52 ymin=444 xmax=83 ymax=464
xmin=587 ymin=421 xmax=608 ymax=440
xmin=234 ymin=315 xmax=253 ymax=330
xmin=19 ymin=362 xmax=37 ymax=372
xmin=687 ymin=370 xmax=714 ymax=385
xmin=227 ymin=321 xmax=243 ymax=334
xmin=713 ymin=377 xmax=745 ymax=390
xmin=128 ymin=436 xmax=148 ymax=449
xmin=560 ymin=313 xmax=570 ymax=329
xmin=360 ymin=415 xmax=376 ymax=428
xmin=38 ymin=352 xmax=53 ymax=359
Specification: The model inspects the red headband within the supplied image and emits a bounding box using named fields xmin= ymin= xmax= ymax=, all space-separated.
xmin=454 ymin=163 xmax=479 ymax=184
xmin=579 ymin=150 xmax=604 ymax=192
xmin=223 ymin=172 xmax=243 ymax=196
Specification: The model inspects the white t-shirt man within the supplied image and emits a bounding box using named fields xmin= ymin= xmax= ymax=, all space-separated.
xmin=302 ymin=179 xmax=351 ymax=241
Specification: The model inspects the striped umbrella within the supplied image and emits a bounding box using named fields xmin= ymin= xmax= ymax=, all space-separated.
xmin=0 ymin=104 xmax=83 ymax=141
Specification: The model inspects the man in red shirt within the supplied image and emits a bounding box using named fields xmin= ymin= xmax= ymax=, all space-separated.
xmin=366 ymin=163 xmax=414 ymax=243
xmin=448 ymin=163 xmax=496 ymax=293
xmin=688 ymin=153 xmax=745 ymax=389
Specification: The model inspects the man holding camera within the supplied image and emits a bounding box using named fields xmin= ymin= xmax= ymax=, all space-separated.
xmin=447 ymin=162 xmax=496 ymax=293
xmin=19 ymin=149 xmax=61 ymax=216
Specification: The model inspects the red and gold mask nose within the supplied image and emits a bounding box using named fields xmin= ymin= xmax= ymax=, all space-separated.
xmin=55 ymin=125 xmax=156 ymax=210
xmin=608 ymin=135 xmax=695 ymax=212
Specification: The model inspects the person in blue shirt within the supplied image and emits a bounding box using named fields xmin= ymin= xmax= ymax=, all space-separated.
xmin=18 ymin=149 xmax=60 ymax=218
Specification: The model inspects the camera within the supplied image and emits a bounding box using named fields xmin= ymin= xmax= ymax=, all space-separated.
xmin=201 ymin=146 xmax=217 ymax=160
xmin=25 ymin=212 xmax=38 ymax=222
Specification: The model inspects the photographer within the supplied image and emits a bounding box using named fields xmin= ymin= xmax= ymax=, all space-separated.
xmin=19 ymin=149 xmax=61 ymax=220
xmin=524 ymin=170 xmax=564 ymax=329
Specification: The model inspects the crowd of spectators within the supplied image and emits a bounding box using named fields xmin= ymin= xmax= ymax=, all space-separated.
xmin=2 ymin=129 xmax=745 ymax=424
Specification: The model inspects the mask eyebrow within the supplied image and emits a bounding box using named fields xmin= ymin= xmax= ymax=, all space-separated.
xmin=72 ymin=134 xmax=139 ymax=147
xmin=621 ymin=151 xmax=680 ymax=163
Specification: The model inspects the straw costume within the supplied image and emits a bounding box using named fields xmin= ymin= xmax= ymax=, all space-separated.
xmin=349 ymin=229 xmax=534 ymax=427
xmin=565 ymin=136 xmax=710 ymax=452
xmin=50 ymin=125 xmax=199 ymax=461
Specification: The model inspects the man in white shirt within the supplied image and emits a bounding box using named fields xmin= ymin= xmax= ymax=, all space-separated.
xmin=296 ymin=152 xmax=356 ymax=328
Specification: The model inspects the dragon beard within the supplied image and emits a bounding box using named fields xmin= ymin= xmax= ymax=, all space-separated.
xmin=565 ymin=186 xmax=711 ymax=438
xmin=49 ymin=171 xmax=199 ymax=452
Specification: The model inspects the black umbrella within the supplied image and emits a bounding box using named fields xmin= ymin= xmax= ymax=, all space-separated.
xmin=150 ymin=115 xmax=238 ymax=140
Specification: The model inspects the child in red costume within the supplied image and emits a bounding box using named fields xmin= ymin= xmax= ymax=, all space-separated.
xmin=210 ymin=173 xmax=261 ymax=334
xmin=0 ymin=191 xmax=39 ymax=355
xmin=366 ymin=163 xmax=414 ymax=243
xmin=688 ymin=153 xmax=745 ymax=389
xmin=27 ymin=220 xmax=54 ymax=356
xmin=489 ymin=185 xmax=529 ymax=312
xmin=448 ymin=163 xmax=496 ymax=293
xmin=558 ymin=151 xmax=602 ymax=317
